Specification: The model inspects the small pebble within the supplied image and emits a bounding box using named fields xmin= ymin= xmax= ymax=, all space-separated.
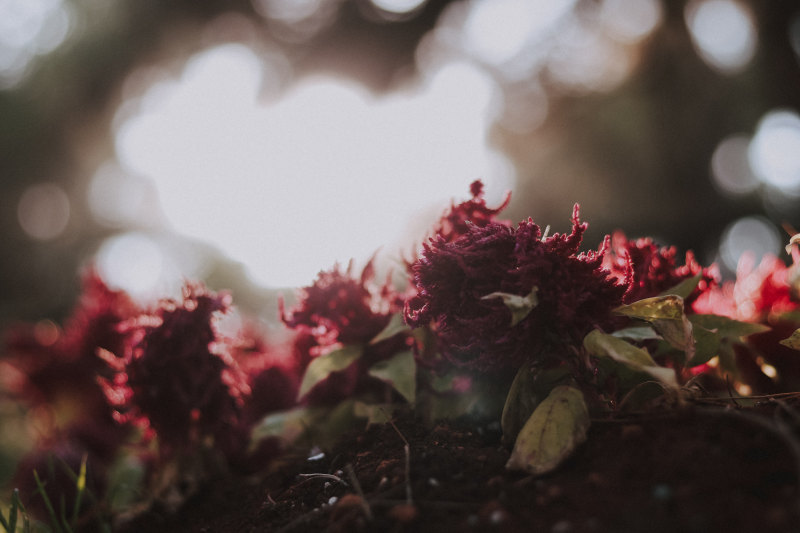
xmin=489 ymin=509 xmax=506 ymax=525
xmin=652 ymin=483 xmax=672 ymax=501
xmin=328 ymin=496 xmax=338 ymax=505
xmin=551 ymin=519 xmax=573 ymax=533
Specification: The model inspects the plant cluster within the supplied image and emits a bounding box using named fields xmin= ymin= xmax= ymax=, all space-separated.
xmin=2 ymin=181 xmax=800 ymax=529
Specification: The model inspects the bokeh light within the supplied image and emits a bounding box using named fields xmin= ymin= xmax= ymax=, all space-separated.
xmin=17 ymin=182 xmax=70 ymax=241
xmin=461 ymin=0 xmax=577 ymax=67
xmin=685 ymin=0 xmax=756 ymax=74
xmin=96 ymin=232 xmax=165 ymax=300
xmin=748 ymin=109 xmax=800 ymax=193
xmin=599 ymin=0 xmax=663 ymax=44
xmin=710 ymin=134 xmax=759 ymax=197
xmin=114 ymin=43 xmax=513 ymax=288
xmin=88 ymin=162 xmax=158 ymax=228
xmin=371 ymin=0 xmax=427 ymax=16
xmin=719 ymin=216 xmax=781 ymax=273
xmin=0 ymin=0 xmax=71 ymax=87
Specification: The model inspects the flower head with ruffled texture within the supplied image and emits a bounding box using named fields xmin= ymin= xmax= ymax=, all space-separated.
xmin=101 ymin=283 xmax=249 ymax=455
xmin=405 ymin=205 xmax=628 ymax=371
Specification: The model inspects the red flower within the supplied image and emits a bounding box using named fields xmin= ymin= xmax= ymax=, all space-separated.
xmin=405 ymin=206 xmax=627 ymax=371
xmin=280 ymin=260 xmax=410 ymax=404
xmin=603 ymin=232 xmax=718 ymax=304
xmin=101 ymin=284 xmax=249 ymax=455
xmin=432 ymin=180 xmax=511 ymax=243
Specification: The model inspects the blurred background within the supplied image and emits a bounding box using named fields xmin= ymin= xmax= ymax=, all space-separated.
xmin=2 ymin=0 xmax=800 ymax=327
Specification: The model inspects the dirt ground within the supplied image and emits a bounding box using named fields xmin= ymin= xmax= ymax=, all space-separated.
xmin=117 ymin=399 xmax=800 ymax=533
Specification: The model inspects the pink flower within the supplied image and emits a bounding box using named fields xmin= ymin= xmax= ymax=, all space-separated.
xmin=603 ymin=232 xmax=718 ymax=304
xmin=405 ymin=206 xmax=627 ymax=371
xmin=101 ymin=284 xmax=249 ymax=454
xmin=692 ymin=252 xmax=800 ymax=391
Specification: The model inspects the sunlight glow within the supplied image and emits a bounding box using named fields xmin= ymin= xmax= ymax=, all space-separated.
xmin=114 ymin=44 xmax=513 ymax=288
xmin=685 ymin=0 xmax=756 ymax=74
xmin=96 ymin=233 xmax=165 ymax=299
xmin=462 ymin=0 xmax=576 ymax=66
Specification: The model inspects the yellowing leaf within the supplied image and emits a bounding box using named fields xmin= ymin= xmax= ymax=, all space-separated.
xmin=786 ymin=234 xmax=800 ymax=255
xmin=482 ymin=287 xmax=539 ymax=326
xmin=583 ymin=330 xmax=678 ymax=388
xmin=297 ymin=344 xmax=363 ymax=400
xmin=505 ymin=386 xmax=590 ymax=475
xmin=615 ymin=295 xmax=685 ymax=321
xmin=615 ymin=295 xmax=694 ymax=360
xmin=368 ymin=350 xmax=416 ymax=403
xmin=780 ymin=328 xmax=800 ymax=351
xmin=501 ymin=363 xmax=570 ymax=445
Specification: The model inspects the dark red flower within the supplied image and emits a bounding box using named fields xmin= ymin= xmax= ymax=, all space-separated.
xmin=405 ymin=206 xmax=627 ymax=371
xmin=432 ymin=180 xmax=512 ymax=243
xmin=101 ymin=284 xmax=249 ymax=455
xmin=1 ymin=269 xmax=137 ymax=415
xmin=280 ymin=260 xmax=411 ymax=404
xmin=603 ymin=232 xmax=718 ymax=304
xmin=280 ymin=259 xmax=396 ymax=346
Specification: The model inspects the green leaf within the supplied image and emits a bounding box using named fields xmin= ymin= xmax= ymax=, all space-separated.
xmin=501 ymin=363 xmax=570 ymax=445
xmin=297 ymin=344 xmax=363 ymax=400
xmin=584 ymin=330 xmax=678 ymax=388
xmin=251 ymin=406 xmax=327 ymax=448
xmin=370 ymin=313 xmax=410 ymax=345
xmin=505 ymin=386 xmax=590 ymax=475
xmin=780 ymin=328 xmax=800 ymax=350
xmin=368 ymin=350 xmax=416 ymax=403
xmin=482 ymin=287 xmax=539 ymax=327
xmin=687 ymin=326 xmax=721 ymax=366
xmin=659 ymin=273 xmax=702 ymax=299
xmin=611 ymin=326 xmax=661 ymax=341
xmin=353 ymin=402 xmax=397 ymax=426
xmin=689 ymin=314 xmax=770 ymax=338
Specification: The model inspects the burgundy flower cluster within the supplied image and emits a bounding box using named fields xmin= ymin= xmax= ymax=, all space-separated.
xmin=405 ymin=205 xmax=628 ymax=371
xmin=280 ymin=259 xmax=412 ymax=404
xmin=100 ymin=284 xmax=250 ymax=455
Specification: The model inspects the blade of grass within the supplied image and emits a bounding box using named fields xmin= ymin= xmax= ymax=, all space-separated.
xmin=32 ymin=470 xmax=65 ymax=533
xmin=70 ymin=455 xmax=87 ymax=525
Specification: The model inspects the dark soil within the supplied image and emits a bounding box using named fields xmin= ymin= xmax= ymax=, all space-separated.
xmin=119 ymin=403 xmax=800 ymax=533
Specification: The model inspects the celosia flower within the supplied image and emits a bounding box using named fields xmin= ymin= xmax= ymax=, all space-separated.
xmin=280 ymin=260 xmax=411 ymax=404
xmin=405 ymin=206 xmax=627 ymax=371
xmin=603 ymin=232 xmax=717 ymax=304
xmin=1 ymin=269 xmax=137 ymax=417
xmin=432 ymin=180 xmax=511 ymax=243
xmin=101 ymin=284 xmax=249 ymax=455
